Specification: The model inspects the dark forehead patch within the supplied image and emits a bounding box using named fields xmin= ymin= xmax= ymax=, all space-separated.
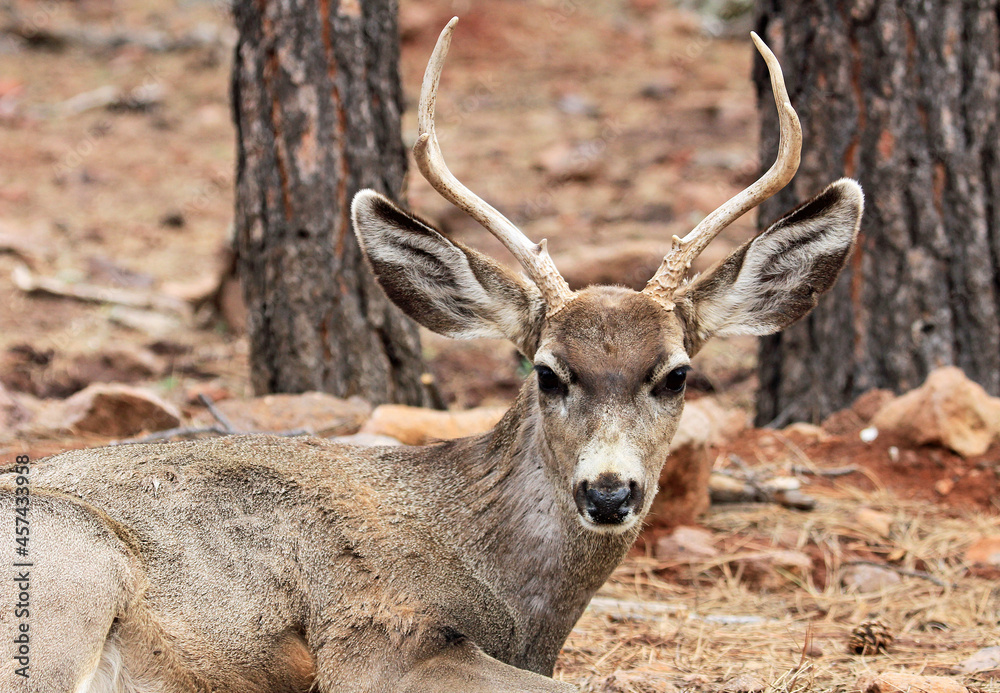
xmin=544 ymin=287 xmax=684 ymax=391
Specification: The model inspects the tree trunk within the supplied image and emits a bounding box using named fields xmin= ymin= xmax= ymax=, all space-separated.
xmin=754 ymin=1 xmax=1000 ymax=425
xmin=232 ymin=0 xmax=438 ymax=406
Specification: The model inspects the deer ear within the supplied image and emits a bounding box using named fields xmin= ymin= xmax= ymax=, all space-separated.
xmin=352 ymin=190 xmax=546 ymax=358
xmin=675 ymin=179 xmax=863 ymax=349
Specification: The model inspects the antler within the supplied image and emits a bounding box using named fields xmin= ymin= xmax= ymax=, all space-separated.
xmin=643 ymin=32 xmax=802 ymax=310
xmin=413 ymin=18 xmax=575 ymax=316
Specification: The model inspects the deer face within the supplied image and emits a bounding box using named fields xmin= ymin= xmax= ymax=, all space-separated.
xmin=532 ymin=288 xmax=688 ymax=533
xmin=353 ymin=178 xmax=861 ymax=534
xmin=352 ymin=19 xmax=864 ymax=536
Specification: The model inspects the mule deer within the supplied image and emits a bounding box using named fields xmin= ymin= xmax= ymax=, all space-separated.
xmin=1 ymin=19 xmax=861 ymax=693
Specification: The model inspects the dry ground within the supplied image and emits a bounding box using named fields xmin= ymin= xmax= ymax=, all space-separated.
xmin=1 ymin=0 xmax=998 ymax=690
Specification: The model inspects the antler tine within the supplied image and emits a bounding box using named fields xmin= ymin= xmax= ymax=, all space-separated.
xmin=413 ymin=18 xmax=574 ymax=316
xmin=643 ymin=31 xmax=802 ymax=310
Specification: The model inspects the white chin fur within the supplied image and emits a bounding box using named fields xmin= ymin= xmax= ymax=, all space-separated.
xmin=578 ymin=512 xmax=639 ymax=535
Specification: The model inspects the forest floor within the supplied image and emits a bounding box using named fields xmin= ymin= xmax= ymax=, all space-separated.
xmin=1 ymin=0 xmax=998 ymax=691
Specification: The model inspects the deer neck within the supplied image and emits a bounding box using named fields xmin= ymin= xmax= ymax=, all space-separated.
xmin=430 ymin=385 xmax=638 ymax=673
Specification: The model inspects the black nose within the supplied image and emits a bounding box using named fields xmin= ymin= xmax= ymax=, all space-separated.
xmin=575 ymin=476 xmax=640 ymax=525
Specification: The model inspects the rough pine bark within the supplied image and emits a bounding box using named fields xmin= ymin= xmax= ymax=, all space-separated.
xmin=232 ymin=0 xmax=437 ymax=405
xmin=754 ymin=1 xmax=1000 ymax=425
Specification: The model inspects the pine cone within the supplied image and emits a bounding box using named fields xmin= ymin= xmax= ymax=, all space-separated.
xmin=848 ymin=619 xmax=894 ymax=655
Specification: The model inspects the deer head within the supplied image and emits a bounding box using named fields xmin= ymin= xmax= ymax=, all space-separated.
xmin=353 ymin=19 xmax=862 ymax=535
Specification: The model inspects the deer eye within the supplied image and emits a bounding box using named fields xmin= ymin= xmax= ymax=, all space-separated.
xmin=652 ymin=366 xmax=689 ymax=397
xmin=534 ymin=365 xmax=566 ymax=396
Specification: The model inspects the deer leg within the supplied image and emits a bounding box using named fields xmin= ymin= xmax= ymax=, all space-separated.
xmin=0 ymin=490 xmax=138 ymax=692
xmin=396 ymin=640 xmax=576 ymax=693
xmin=0 ymin=620 xmax=117 ymax=693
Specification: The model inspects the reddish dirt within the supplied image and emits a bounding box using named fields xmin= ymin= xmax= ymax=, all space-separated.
xmin=719 ymin=429 xmax=1000 ymax=514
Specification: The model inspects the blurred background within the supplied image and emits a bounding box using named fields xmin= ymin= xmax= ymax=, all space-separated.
xmin=0 ymin=0 xmax=762 ymax=432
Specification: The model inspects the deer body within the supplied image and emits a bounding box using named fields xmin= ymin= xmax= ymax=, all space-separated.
xmin=1 ymin=20 xmax=863 ymax=693
xmin=3 ymin=348 xmax=641 ymax=692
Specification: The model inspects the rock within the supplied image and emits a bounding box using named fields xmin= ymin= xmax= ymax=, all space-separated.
xmin=672 ymin=398 xmax=747 ymax=451
xmin=759 ymin=476 xmax=817 ymax=510
xmin=773 ymin=489 xmax=817 ymax=511
xmin=742 ymin=549 xmax=812 ymax=572
xmin=654 ymin=525 xmax=719 ymax=561
xmin=733 ymin=549 xmax=812 ymax=589
xmin=651 ymin=442 xmax=710 ymax=528
xmin=761 ymin=476 xmax=800 ymax=493
xmin=360 ymin=405 xmax=506 ymax=446
xmin=707 ymin=473 xmax=749 ymax=503
xmin=720 ymin=673 xmax=767 ymax=693
xmin=329 ymin=432 xmax=403 ymax=447
xmin=965 ymin=536 xmax=1000 ymax=567
xmin=841 ymin=563 xmax=902 ymax=593
xmin=217 ymin=393 xmax=372 ymax=437
xmin=782 ymin=422 xmax=830 ymax=444
xmin=858 ymin=673 xmax=968 ymax=693
xmin=871 ymin=367 xmax=1000 ymax=457
xmin=57 ymin=383 xmax=181 ymax=437
xmin=820 ymin=385 xmax=894 ymax=436
xmin=821 ymin=407 xmax=866 ymax=436
xmin=956 ymin=646 xmax=1000 ymax=675
xmin=856 ymin=508 xmax=894 ymax=538
xmin=934 ymin=478 xmax=954 ymax=495
xmin=706 ymin=473 xmax=816 ymax=509
xmin=852 ymin=388 xmax=896 ymax=422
